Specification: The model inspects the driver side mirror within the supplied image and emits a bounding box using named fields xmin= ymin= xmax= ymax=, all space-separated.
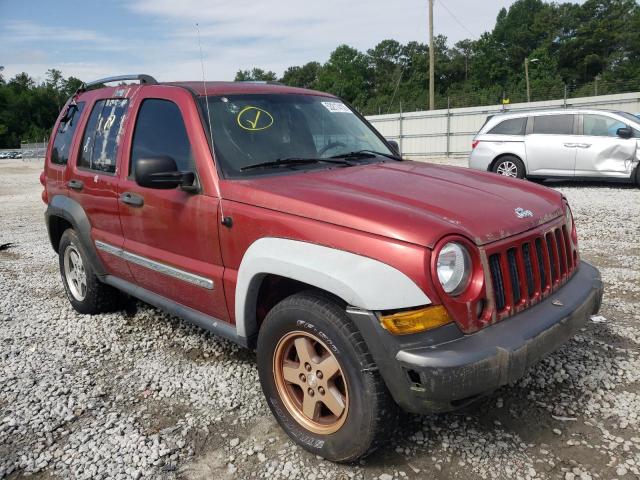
xmin=387 ymin=140 xmax=401 ymax=156
xmin=134 ymin=156 xmax=197 ymax=192
xmin=617 ymin=127 xmax=633 ymax=139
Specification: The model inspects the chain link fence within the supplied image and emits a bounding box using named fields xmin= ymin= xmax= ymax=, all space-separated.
xmin=370 ymin=78 xmax=640 ymax=114
xmin=366 ymin=91 xmax=640 ymax=158
xmin=20 ymin=141 xmax=48 ymax=161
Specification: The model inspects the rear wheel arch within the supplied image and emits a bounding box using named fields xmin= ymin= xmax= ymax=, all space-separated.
xmin=490 ymin=152 xmax=525 ymax=171
xmin=490 ymin=153 xmax=527 ymax=178
xmin=45 ymin=195 xmax=106 ymax=277
xmin=47 ymin=215 xmax=73 ymax=253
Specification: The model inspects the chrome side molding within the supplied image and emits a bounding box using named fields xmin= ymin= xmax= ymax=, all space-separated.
xmin=95 ymin=240 xmax=214 ymax=290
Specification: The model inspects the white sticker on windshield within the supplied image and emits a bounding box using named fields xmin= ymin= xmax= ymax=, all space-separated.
xmin=321 ymin=101 xmax=351 ymax=113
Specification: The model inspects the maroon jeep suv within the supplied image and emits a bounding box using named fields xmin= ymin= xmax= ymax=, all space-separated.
xmin=42 ymin=74 xmax=603 ymax=462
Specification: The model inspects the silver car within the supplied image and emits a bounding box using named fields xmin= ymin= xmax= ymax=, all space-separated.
xmin=468 ymin=109 xmax=640 ymax=185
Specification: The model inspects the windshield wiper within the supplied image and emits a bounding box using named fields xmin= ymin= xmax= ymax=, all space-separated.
xmin=240 ymin=157 xmax=354 ymax=172
xmin=330 ymin=150 xmax=402 ymax=161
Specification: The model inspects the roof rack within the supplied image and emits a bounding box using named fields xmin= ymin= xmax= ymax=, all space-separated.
xmin=235 ymin=80 xmax=285 ymax=86
xmin=80 ymin=74 xmax=158 ymax=91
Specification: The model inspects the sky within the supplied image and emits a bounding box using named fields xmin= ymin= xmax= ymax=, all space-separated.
xmin=0 ymin=0 xmax=518 ymax=84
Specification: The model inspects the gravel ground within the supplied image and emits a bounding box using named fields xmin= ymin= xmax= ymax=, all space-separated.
xmin=1 ymin=159 xmax=639 ymax=480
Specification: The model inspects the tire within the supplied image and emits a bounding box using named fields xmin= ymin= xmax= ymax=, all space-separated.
xmin=492 ymin=155 xmax=526 ymax=179
xmin=58 ymin=229 xmax=123 ymax=314
xmin=634 ymin=164 xmax=640 ymax=188
xmin=257 ymin=291 xmax=398 ymax=462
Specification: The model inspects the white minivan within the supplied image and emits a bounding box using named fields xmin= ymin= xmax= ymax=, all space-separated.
xmin=468 ymin=109 xmax=640 ymax=185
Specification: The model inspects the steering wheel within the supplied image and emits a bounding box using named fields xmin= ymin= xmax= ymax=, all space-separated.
xmin=318 ymin=141 xmax=348 ymax=156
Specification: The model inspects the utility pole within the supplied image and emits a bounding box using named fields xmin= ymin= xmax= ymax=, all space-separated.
xmin=525 ymin=58 xmax=531 ymax=103
xmin=428 ymin=0 xmax=435 ymax=110
xmin=524 ymin=57 xmax=539 ymax=103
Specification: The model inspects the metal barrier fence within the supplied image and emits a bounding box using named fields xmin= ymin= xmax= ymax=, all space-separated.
xmin=365 ymin=91 xmax=640 ymax=158
xmin=20 ymin=141 xmax=48 ymax=160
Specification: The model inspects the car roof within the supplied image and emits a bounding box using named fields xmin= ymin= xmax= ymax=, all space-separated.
xmin=74 ymin=79 xmax=335 ymax=100
xmin=490 ymin=108 xmax=630 ymax=118
xmin=165 ymin=81 xmax=334 ymax=98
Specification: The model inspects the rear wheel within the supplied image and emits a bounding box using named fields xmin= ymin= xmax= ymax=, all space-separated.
xmin=492 ymin=155 xmax=526 ymax=179
xmin=58 ymin=229 xmax=123 ymax=314
xmin=257 ymin=291 xmax=398 ymax=462
xmin=634 ymin=164 xmax=640 ymax=188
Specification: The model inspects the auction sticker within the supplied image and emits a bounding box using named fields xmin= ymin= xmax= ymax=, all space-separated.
xmin=321 ymin=101 xmax=351 ymax=113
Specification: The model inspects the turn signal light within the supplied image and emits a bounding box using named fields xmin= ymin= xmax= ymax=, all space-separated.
xmin=380 ymin=305 xmax=453 ymax=335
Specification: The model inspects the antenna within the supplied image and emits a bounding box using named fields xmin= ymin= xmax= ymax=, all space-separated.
xmin=196 ymin=23 xmax=215 ymax=155
xmin=196 ymin=23 xmax=227 ymax=221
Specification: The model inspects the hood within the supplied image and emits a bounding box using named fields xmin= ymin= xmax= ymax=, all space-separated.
xmin=221 ymin=161 xmax=564 ymax=248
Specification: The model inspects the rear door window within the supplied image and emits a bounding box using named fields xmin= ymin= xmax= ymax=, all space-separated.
xmin=51 ymin=102 xmax=85 ymax=165
xmin=129 ymin=99 xmax=193 ymax=176
xmin=78 ymin=99 xmax=129 ymax=174
xmin=488 ymin=117 xmax=527 ymax=135
xmin=582 ymin=114 xmax=627 ymax=137
xmin=532 ymin=115 xmax=574 ymax=135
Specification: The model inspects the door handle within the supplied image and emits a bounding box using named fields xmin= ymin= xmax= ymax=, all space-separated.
xmin=120 ymin=192 xmax=144 ymax=207
xmin=67 ymin=179 xmax=84 ymax=190
xmin=576 ymin=143 xmax=592 ymax=148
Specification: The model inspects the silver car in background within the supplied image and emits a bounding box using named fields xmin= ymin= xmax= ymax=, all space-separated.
xmin=468 ymin=109 xmax=640 ymax=185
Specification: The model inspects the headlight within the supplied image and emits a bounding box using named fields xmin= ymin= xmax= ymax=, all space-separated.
xmin=565 ymin=203 xmax=577 ymax=244
xmin=565 ymin=206 xmax=573 ymax=232
xmin=436 ymin=242 xmax=471 ymax=295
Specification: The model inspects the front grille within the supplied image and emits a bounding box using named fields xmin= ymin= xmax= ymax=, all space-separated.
xmin=522 ymin=242 xmax=535 ymax=297
xmin=487 ymin=221 xmax=576 ymax=318
xmin=489 ymin=254 xmax=506 ymax=310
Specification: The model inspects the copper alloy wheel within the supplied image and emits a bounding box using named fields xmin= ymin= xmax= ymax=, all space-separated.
xmin=273 ymin=331 xmax=349 ymax=435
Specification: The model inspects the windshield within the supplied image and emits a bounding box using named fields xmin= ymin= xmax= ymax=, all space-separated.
xmin=199 ymin=94 xmax=395 ymax=177
xmin=615 ymin=111 xmax=640 ymax=126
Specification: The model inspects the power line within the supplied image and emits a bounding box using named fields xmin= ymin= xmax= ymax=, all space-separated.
xmin=438 ymin=1 xmax=476 ymax=39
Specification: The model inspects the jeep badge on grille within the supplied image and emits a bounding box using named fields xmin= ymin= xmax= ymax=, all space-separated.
xmin=515 ymin=207 xmax=533 ymax=218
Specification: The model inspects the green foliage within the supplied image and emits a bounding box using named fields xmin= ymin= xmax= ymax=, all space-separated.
xmin=0 ymin=71 xmax=66 ymax=148
xmin=270 ymin=0 xmax=640 ymax=113
xmin=234 ymin=68 xmax=278 ymax=82
xmin=281 ymin=62 xmax=321 ymax=89
xmin=2 ymin=0 xmax=639 ymax=147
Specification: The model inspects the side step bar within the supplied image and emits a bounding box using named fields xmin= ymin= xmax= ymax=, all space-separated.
xmin=103 ymin=275 xmax=251 ymax=348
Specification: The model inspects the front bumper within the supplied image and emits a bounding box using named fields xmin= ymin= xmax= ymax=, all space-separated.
xmin=347 ymin=261 xmax=603 ymax=414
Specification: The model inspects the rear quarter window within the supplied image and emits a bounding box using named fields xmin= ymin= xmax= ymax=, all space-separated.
xmin=78 ymin=99 xmax=129 ymax=174
xmin=488 ymin=117 xmax=527 ymax=135
xmin=532 ymin=115 xmax=574 ymax=135
xmin=51 ymin=102 xmax=85 ymax=165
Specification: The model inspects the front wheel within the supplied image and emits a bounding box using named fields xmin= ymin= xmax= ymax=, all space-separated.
xmin=492 ymin=155 xmax=526 ymax=179
xmin=257 ymin=291 xmax=398 ymax=462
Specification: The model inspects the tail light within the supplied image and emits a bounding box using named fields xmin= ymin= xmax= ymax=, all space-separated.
xmin=40 ymin=171 xmax=48 ymax=203
xmin=472 ymin=140 xmax=480 ymax=149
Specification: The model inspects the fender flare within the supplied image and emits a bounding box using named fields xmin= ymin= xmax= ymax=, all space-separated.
xmin=45 ymin=195 xmax=106 ymax=277
xmin=235 ymin=238 xmax=431 ymax=339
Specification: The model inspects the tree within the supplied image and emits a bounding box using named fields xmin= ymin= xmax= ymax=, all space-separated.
xmin=2 ymin=0 xmax=639 ymax=147
xmin=281 ymin=62 xmax=321 ymax=89
xmin=316 ymin=45 xmax=372 ymax=110
xmin=234 ymin=68 xmax=277 ymax=82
